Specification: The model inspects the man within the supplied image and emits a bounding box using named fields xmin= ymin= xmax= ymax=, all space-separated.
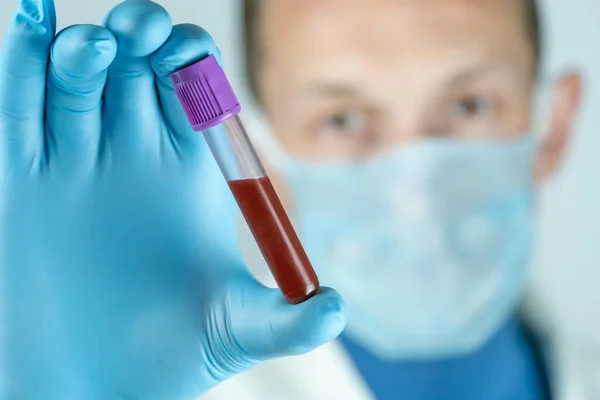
xmin=0 ymin=0 xmax=583 ymax=399
xmin=220 ymin=0 xmax=583 ymax=398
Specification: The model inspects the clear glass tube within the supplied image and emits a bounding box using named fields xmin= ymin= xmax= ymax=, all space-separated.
xmin=204 ymin=115 xmax=320 ymax=304
xmin=203 ymin=116 xmax=266 ymax=181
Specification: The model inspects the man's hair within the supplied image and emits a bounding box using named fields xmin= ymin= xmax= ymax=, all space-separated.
xmin=524 ymin=0 xmax=542 ymax=64
xmin=243 ymin=0 xmax=542 ymax=99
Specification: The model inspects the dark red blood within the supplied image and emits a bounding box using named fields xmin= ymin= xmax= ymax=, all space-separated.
xmin=228 ymin=177 xmax=320 ymax=304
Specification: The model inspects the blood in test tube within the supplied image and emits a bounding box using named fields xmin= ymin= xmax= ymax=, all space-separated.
xmin=170 ymin=55 xmax=320 ymax=304
xmin=229 ymin=177 xmax=319 ymax=304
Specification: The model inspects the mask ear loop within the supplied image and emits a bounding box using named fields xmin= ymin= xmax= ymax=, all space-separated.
xmin=526 ymin=74 xmax=553 ymax=183
xmin=532 ymin=72 xmax=553 ymax=138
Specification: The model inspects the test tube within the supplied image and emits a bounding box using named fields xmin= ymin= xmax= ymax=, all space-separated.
xmin=170 ymin=55 xmax=320 ymax=305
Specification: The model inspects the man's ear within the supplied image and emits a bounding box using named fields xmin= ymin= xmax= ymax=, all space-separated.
xmin=535 ymin=71 xmax=584 ymax=181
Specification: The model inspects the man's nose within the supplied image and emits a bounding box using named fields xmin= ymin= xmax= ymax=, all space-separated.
xmin=383 ymin=113 xmax=440 ymax=148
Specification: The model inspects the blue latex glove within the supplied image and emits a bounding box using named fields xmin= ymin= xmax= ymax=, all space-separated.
xmin=0 ymin=0 xmax=346 ymax=398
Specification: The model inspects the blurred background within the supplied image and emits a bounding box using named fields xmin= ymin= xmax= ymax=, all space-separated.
xmin=1 ymin=0 xmax=599 ymax=386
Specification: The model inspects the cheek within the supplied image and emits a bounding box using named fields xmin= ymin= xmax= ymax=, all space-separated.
xmin=259 ymin=84 xmax=302 ymax=147
xmin=501 ymin=93 xmax=535 ymax=134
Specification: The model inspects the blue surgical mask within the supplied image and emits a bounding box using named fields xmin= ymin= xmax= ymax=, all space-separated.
xmin=244 ymin=108 xmax=538 ymax=360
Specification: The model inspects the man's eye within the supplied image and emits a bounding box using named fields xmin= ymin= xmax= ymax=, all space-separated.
xmin=320 ymin=110 xmax=367 ymax=136
xmin=452 ymin=96 xmax=496 ymax=118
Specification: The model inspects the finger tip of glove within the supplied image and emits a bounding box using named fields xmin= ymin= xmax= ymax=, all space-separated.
xmin=51 ymin=25 xmax=117 ymax=75
xmin=11 ymin=0 xmax=56 ymax=38
xmin=233 ymin=286 xmax=346 ymax=359
xmin=103 ymin=0 xmax=172 ymax=57
xmin=278 ymin=288 xmax=346 ymax=354
xmin=314 ymin=288 xmax=347 ymax=338
xmin=151 ymin=24 xmax=218 ymax=77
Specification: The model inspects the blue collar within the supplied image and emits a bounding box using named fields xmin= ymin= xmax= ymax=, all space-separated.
xmin=339 ymin=319 xmax=549 ymax=400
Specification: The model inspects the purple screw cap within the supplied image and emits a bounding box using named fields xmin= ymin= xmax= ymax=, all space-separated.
xmin=170 ymin=55 xmax=241 ymax=131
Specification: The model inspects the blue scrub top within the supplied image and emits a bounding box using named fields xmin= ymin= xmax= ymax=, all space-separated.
xmin=340 ymin=319 xmax=550 ymax=400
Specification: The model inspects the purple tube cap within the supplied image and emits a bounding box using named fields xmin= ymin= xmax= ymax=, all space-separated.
xmin=170 ymin=54 xmax=241 ymax=132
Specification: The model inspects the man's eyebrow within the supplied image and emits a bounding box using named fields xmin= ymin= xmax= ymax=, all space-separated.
xmin=302 ymin=82 xmax=362 ymax=98
xmin=443 ymin=62 xmax=517 ymax=87
xmin=300 ymin=63 xmax=519 ymax=98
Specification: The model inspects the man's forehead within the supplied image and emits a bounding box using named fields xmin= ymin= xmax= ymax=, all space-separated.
xmin=260 ymin=0 xmax=532 ymax=74
xmin=264 ymin=0 xmax=526 ymax=16
xmin=262 ymin=0 xmax=528 ymax=44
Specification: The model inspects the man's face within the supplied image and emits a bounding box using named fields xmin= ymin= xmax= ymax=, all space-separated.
xmin=256 ymin=0 xmax=537 ymax=160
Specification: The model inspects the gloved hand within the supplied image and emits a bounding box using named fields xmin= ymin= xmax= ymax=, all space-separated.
xmin=0 ymin=0 xmax=346 ymax=398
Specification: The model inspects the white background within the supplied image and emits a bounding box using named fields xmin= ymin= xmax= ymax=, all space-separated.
xmin=1 ymin=0 xmax=599 ymax=344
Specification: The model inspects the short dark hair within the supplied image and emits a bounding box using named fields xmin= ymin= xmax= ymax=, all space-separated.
xmin=243 ymin=0 xmax=542 ymax=99
xmin=524 ymin=0 xmax=542 ymax=64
